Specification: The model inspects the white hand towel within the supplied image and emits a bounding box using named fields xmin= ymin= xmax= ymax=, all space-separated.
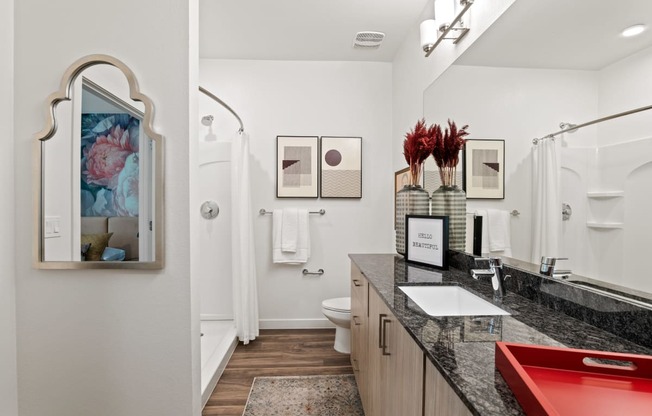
xmin=272 ymin=209 xmax=310 ymax=264
xmin=486 ymin=209 xmax=512 ymax=257
xmin=281 ymin=208 xmax=298 ymax=253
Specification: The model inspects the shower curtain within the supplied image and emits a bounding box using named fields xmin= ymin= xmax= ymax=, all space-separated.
xmin=231 ymin=132 xmax=259 ymax=344
xmin=531 ymin=138 xmax=562 ymax=263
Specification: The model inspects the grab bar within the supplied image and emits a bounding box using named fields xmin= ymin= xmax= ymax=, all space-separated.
xmin=259 ymin=209 xmax=325 ymax=215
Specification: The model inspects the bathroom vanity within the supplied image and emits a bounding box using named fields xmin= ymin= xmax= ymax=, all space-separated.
xmin=349 ymin=253 xmax=652 ymax=416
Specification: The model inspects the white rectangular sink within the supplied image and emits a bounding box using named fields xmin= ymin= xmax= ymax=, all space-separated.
xmin=399 ymin=286 xmax=510 ymax=316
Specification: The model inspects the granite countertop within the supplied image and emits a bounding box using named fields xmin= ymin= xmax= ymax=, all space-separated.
xmin=349 ymin=253 xmax=652 ymax=416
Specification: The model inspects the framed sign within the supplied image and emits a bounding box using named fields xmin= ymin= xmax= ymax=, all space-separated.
xmin=463 ymin=139 xmax=505 ymax=199
xmin=276 ymin=136 xmax=319 ymax=198
xmin=405 ymin=215 xmax=449 ymax=269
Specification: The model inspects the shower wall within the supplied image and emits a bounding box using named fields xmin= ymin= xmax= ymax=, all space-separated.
xmin=560 ymin=45 xmax=652 ymax=294
xmin=196 ymin=97 xmax=239 ymax=320
xmin=562 ymin=136 xmax=652 ymax=293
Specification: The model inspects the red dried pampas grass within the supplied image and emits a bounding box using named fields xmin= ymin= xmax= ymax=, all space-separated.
xmin=403 ymin=119 xmax=435 ymax=186
xmin=431 ymin=120 xmax=468 ymax=187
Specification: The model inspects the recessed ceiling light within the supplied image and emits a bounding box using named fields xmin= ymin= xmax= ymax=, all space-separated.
xmin=621 ymin=24 xmax=646 ymax=37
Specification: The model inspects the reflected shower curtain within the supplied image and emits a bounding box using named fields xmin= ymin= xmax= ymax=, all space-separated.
xmin=531 ymin=138 xmax=562 ymax=263
xmin=231 ymin=132 xmax=259 ymax=344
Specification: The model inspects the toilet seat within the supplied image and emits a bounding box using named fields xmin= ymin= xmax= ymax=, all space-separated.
xmin=322 ymin=297 xmax=350 ymax=313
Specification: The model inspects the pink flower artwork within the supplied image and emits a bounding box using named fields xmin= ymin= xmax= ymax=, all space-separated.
xmin=80 ymin=113 xmax=140 ymax=218
xmin=83 ymin=124 xmax=137 ymax=189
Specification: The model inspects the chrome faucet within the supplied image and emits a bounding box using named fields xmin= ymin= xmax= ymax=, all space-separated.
xmin=471 ymin=257 xmax=510 ymax=300
xmin=540 ymin=256 xmax=571 ymax=278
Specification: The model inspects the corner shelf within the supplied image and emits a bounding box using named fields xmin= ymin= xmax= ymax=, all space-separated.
xmin=586 ymin=191 xmax=624 ymax=198
xmin=586 ymin=222 xmax=624 ymax=229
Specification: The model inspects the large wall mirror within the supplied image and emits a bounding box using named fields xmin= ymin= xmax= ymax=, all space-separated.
xmin=425 ymin=0 xmax=652 ymax=296
xmin=34 ymin=54 xmax=164 ymax=269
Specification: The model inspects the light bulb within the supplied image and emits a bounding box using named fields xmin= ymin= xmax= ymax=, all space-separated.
xmin=420 ymin=20 xmax=437 ymax=51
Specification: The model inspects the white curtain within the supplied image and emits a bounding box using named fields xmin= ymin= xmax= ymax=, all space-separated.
xmin=531 ymin=138 xmax=562 ymax=263
xmin=231 ymin=131 xmax=259 ymax=344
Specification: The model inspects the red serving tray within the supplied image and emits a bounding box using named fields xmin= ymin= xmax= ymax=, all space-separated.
xmin=495 ymin=342 xmax=652 ymax=416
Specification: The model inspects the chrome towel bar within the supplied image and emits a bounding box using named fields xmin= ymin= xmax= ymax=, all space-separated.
xmin=465 ymin=210 xmax=520 ymax=217
xmin=259 ymin=209 xmax=325 ymax=215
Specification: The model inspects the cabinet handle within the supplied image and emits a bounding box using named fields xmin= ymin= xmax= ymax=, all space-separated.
xmin=353 ymin=315 xmax=361 ymax=326
xmin=352 ymin=279 xmax=362 ymax=287
xmin=352 ymin=358 xmax=360 ymax=372
xmin=378 ymin=313 xmax=387 ymax=348
xmin=382 ymin=318 xmax=391 ymax=356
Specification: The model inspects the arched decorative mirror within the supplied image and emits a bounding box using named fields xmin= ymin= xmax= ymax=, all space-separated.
xmin=34 ymin=54 xmax=164 ymax=269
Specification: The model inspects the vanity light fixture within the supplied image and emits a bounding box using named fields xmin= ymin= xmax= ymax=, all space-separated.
xmin=421 ymin=0 xmax=474 ymax=56
xmin=621 ymin=24 xmax=646 ymax=37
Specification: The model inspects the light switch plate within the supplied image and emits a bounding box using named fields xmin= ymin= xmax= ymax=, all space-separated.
xmin=44 ymin=216 xmax=61 ymax=239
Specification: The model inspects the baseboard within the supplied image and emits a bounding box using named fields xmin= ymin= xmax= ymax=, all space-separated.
xmin=259 ymin=318 xmax=335 ymax=329
xmin=200 ymin=314 xmax=234 ymax=321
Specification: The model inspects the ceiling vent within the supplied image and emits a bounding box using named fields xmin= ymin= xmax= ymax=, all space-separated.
xmin=353 ymin=31 xmax=385 ymax=49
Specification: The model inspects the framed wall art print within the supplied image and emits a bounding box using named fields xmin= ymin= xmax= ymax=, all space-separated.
xmin=276 ymin=136 xmax=319 ymax=198
xmin=319 ymin=136 xmax=362 ymax=198
xmin=463 ymin=139 xmax=505 ymax=199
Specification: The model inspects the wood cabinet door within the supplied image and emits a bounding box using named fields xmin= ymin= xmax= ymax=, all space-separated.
xmin=386 ymin=319 xmax=424 ymax=416
xmin=424 ymin=359 xmax=473 ymax=416
xmin=367 ymin=285 xmax=389 ymax=416
xmin=350 ymin=264 xmax=368 ymax=411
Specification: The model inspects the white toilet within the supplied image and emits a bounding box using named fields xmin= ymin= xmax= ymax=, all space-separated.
xmin=321 ymin=297 xmax=351 ymax=354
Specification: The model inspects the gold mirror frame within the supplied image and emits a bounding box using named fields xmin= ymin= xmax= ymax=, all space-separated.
xmin=34 ymin=54 xmax=164 ymax=269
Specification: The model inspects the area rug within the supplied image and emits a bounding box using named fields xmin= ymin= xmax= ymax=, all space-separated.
xmin=242 ymin=374 xmax=364 ymax=416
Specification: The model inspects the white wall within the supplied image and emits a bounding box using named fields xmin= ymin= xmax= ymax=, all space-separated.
xmin=0 ymin=0 xmax=18 ymax=414
xmin=597 ymin=45 xmax=652 ymax=146
xmin=14 ymin=1 xmax=200 ymax=416
xmin=423 ymin=65 xmax=598 ymax=261
xmin=199 ymin=59 xmax=393 ymax=327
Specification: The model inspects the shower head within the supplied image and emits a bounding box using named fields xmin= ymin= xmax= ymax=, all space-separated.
xmin=201 ymin=115 xmax=214 ymax=126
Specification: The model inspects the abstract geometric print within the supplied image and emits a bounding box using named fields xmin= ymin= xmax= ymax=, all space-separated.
xmin=283 ymin=146 xmax=312 ymax=187
xmin=463 ymin=139 xmax=505 ymax=199
xmin=320 ymin=137 xmax=362 ymax=198
xmin=471 ymin=149 xmax=499 ymax=189
xmin=277 ymin=136 xmax=319 ymax=198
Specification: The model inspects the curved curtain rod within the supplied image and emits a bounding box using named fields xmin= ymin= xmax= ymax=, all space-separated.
xmin=532 ymin=105 xmax=652 ymax=144
xmin=199 ymin=85 xmax=244 ymax=133
xmin=533 ymin=103 xmax=652 ymax=144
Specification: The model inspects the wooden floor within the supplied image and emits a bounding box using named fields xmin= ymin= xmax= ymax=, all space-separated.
xmin=202 ymin=328 xmax=353 ymax=416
